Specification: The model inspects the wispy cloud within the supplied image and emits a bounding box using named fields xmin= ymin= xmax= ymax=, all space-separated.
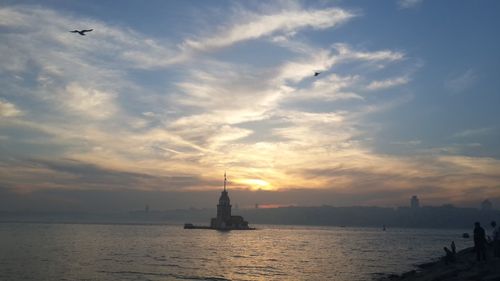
xmin=390 ymin=139 xmax=422 ymax=146
xmin=0 ymin=6 xmax=183 ymax=71
xmin=366 ymin=76 xmax=410 ymax=90
xmin=183 ymin=8 xmax=355 ymax=51
xmin=334 ymin=43 xmax=405 ymax=62
xmin=275 ymin=44 xmax=405 ymax=86
xmin=444 ymin=68 xmax=478 ymax=94
xmin=58 ymin=83 xmax=117 ymax=119
xmin=0 ymin=99 xmax=23 ymax=117
xmin=452 ymin=127 xmax=495 ymax=138
xmin=398 ymin=0 xmax=424 ymax=9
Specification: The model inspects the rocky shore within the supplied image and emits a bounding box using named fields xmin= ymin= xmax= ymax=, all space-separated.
xmin=378 ymin=246 xmax=500 ymax=281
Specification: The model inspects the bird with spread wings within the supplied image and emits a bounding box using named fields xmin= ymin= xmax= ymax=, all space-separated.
xmin=70 ymin=29 xmax=93 ymax=36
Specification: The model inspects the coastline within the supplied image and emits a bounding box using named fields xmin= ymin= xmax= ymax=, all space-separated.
xmin=378 ymin=246 xmax=500 ymax=281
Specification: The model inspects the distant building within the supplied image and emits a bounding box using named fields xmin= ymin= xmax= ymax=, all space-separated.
xmin=410 ymin=195 xmax=420 ymax=209
xmin=481 ymin=199 xmax=493 ymax=211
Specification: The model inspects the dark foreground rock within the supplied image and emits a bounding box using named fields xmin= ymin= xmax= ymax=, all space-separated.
xmin=378 ymin=247 xmax=500 ymax=281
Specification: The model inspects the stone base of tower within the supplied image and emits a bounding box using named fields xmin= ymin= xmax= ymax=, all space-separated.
xmin=210 ymin=215 xmax=251 ymax=230
xmin=184 ymin=221 xmax=254 ymax=230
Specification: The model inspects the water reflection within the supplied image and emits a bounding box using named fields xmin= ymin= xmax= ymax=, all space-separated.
xmin=0 ymin=223 xmax=472 ymax=281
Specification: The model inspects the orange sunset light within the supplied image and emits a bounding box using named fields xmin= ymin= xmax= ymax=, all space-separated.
xmin=235 ymin=178 xmax=274 ymax=191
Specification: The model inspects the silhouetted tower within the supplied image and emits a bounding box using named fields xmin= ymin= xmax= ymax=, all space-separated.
xmin=481 ymin=199 xmax=493 ymax=211
xmin=410 ymin=195 xmax=420 ymax=209
xmin=216 ymin=172 xmax=232 ymax=225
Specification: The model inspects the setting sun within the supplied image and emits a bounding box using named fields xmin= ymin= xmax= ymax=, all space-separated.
xmin=236 ymin=179 xmax=273 ymax=190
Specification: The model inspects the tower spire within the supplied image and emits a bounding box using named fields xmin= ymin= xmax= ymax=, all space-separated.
xmin=224 ymin=171 xmax=227 ymax=192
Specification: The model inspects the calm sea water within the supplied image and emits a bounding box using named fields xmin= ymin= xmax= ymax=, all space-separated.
xmin=0 ymin=223 xmax=472 ymax=281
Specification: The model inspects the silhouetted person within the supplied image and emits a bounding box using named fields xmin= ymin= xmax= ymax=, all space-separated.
xmin=493 ymin=221 xmax=500 ymax=258
xmin=451 ymin=241 xmax=456 ymax=255
xmin=474 ymin=222 xmax=487 ymax=261
xmin=70 ymin=29 xmax=93 ymax=36
xmin=489 ymin=221 xmax=497 ymax=243
xmin=443 ymin=247 xmax=455 ymax=264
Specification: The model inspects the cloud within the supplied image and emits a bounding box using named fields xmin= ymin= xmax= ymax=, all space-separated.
xmin=59 ymin=83 xmax=117 ymax=119
xmin=452 ymin=127 xmax=495 ymax=138
xmin=398 ymin=0 xmax=424 ymax=9
xmin=207 ymin=125 xmax=253 ymax=148
xmin=2 ymin=3 xmax=497 ymax=208
xmin=390 ymin=140 xmax=422 ymax=146
xmin=297 ymin=73 xmax=363 ymax=101
xmin=437 ymin=155 xmax=500 ymax=177
xmin=334 ymin=43 xmax=405 ymax=62
xmin=275 ymin=44 xmax=405 ymax=86
xmin=288 ymin=153 xmax=500 ymax=201
xmin=183 ymin=8 xmax=355 ymax=51
xmin=0 ymin=99 xmax=23 ymax=117
xmin=0 ymin=6 xmax=182 ymax=72
xmin=0 ymin=158 xmax=209 ymax=193
xmin=444 ymin=68 xmax=478 ymax=94
xmin=366 ymin=76 xmax=410 ymax=90
xmin=0 ymin=1 xmax=419 ymax=198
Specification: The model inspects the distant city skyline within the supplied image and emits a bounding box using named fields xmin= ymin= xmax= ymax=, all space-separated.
xmin=1 ymin=1 xmax=500 ymax=212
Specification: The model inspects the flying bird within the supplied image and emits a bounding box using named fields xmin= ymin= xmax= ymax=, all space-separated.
xmin=70 ymin=29 xmax=93 ymax=36
xmin=314 ymin=71 xmax=321 ymax=77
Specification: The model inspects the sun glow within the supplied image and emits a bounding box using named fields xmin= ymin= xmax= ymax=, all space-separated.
xmin=237 ymin=178 xmax=273 ymax=190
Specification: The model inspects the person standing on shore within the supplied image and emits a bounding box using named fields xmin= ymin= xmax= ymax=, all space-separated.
xmin=493 ymin=221 xmax=500 ymax=258
xmin=474 ymin=222 xmax=487 ymax=261
xmin=489 ymin=221 xmax=497 ymax=242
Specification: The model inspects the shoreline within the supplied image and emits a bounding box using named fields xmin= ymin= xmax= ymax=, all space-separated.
xmin=377 ymin=246 xmax=500 ymax=281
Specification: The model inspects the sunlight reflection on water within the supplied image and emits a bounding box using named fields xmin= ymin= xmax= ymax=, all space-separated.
xmin=0 ymin=223 xmax=472 ymax=281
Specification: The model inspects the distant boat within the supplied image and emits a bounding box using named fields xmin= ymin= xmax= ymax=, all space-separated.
xmin=184 ymin=223 xmax=210 ymax=229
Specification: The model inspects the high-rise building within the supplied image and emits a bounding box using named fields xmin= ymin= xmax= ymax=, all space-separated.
xmin=410 ymin=195 xmax=420 ymax=209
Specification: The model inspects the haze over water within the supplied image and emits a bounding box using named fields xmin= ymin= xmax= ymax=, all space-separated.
xmin=0 ymin=223 xmax=472 ymax=281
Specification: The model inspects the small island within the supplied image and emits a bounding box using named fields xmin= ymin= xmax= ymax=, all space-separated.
xmin=184 ymin=173 xmax=254 ymax=230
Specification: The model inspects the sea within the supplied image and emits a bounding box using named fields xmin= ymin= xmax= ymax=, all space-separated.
xmin=0 ymin=223 xmax=473 ymax=281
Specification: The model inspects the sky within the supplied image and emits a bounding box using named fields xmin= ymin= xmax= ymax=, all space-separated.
xmin=1 ymin=0 xmax=500 ymax=212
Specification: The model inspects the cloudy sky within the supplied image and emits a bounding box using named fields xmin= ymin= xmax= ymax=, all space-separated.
xmin=1 ymin=0 xmax=499 ymax=211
